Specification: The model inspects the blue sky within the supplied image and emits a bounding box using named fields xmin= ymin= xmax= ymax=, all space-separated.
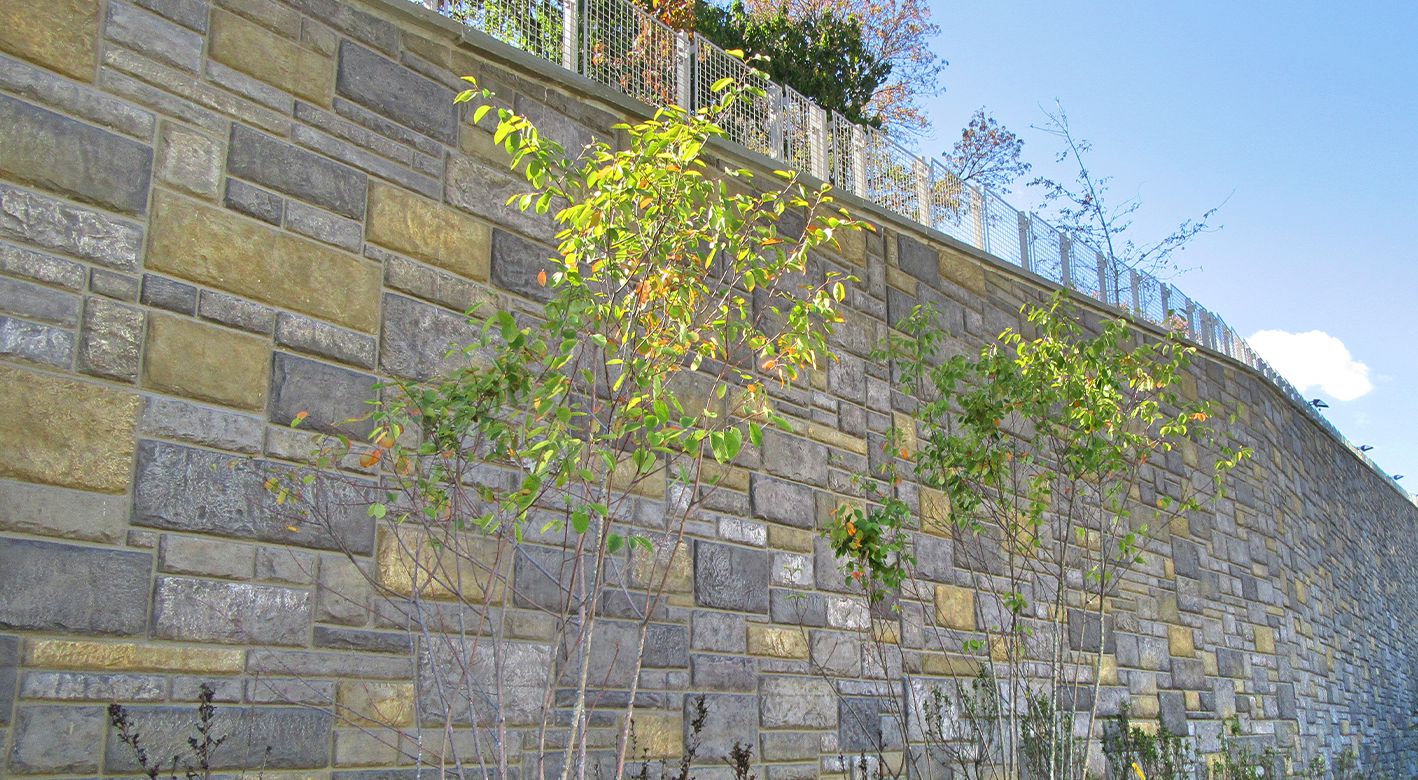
xmin=917 ymin=0 xmax=1418 ymax=494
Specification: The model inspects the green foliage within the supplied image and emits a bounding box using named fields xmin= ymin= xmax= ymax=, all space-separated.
xmin=696 ymin=0 xmax=892 ymax=127
xmin=1101 ymin=704 xmax=1191 ymax=780
xmin=826 ymin=495 xmax=912 ymax=598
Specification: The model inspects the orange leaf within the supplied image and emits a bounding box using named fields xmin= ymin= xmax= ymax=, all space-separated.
xmin=294 ymin=410 xmax=309 ymax=422
xmin=537 ymin=269 xmax=548 ymax=287
xmin=360 ymin=450 xmax=383 ymax=468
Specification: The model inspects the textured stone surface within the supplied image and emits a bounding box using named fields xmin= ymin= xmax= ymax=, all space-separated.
xmin=751 ymin=474 xmax=816 ymax=529
xmin=26 ymin=638 xmax=243 ymax=673
xmin=0 ymin=314 xmax=72 ymax=367
xmin=0 ymin=477 xmax=129 ymax=543
xmin=104 ymin=705 xmax=332 ymax=770
xmin=762 ymin=431 xmax=829 ymax=486
xmin=0 ymin=182 xmax=144 ymax=271
xmin=224 ymin=177 xmax=284 ymax=224
xmin=0 ymin=364 xmax=138 ymax=492
xmin=8 ymin=704 xmax=106 ymax=774
xmin=760 ymin=676 xmax=836 ymax=728
xmin=140 ymin=395 xmax=263 ymax=453
xmin=695 ymin=540 xmax=770 ymax=613
xmin=140 ymin=273 xmax=198 ymax=313
xmin=144 ymin=312 xmax=270 ymax=409
xmin=490 ymin=228 xmax=556 ymax=302
xmin=156 ymin=121 xmax=222 ymax=197
xmin=79 ymin=297 xmax=143 ymax=381
xmin=896 ymin=233 xmax=940 ymax=283
xmin=0 ymin=0 xmax=100 ymax=82
xmin=147 ymin=191 xmax=379 ymax=331
xmin=132 ymin=440 xmax=374 ymax=553
xmin=0 ymin=537 xmax=150 ymax=634
xmin=228 ymin=124 xmax=366 ymax=219
xmin=366 ymin=182 xmax=490 ymax=280
xmin=0 ymin=93 xmax=154 ymax=214
xmin=379 ymin=293 xmax=479 ymax=380
xmin=152 ymin=575 xmax=311 ymax=645
xmin=106 ymin=0 xmax=203 ymax=72
xmin=209 ymin=8 xmax=333 ymax=103
xmin=0 ymin=276 xmax=80 ymax=326
xmin=270 ymin=352 xmax=378 ymax=435
xmin=336 ymin=41 xmax=455 ymax=143
xmin=275 ymin=312 xmax=377 ymax=367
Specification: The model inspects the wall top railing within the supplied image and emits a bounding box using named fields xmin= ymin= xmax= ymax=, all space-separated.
xmin=404 ymin=0 xmax=1411 ymax=501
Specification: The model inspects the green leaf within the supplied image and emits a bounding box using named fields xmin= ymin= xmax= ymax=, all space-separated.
xmin=748 ymin=421 xmax=763 ymax=448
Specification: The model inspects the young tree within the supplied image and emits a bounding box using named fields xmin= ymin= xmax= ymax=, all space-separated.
xmin=1033 ymin=103 xmax=1224 ymax=281
xmin=943 ymin=108 xmax=1031 ymax=195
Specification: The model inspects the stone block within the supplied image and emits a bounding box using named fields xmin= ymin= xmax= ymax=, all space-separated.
xmin=383 ymin=251 xmax=490 ymax=313
xmin=630 ymin=710 xmax=683 ymax=759
xmin=198 ymin=289 xmax=277 ymax=334
xmin=314 ymin=626 xmax=411 ymax=655
xmin=1169 ymin=625 xmax=1196 ymax=658
xmin=103 ymin=705 xmax=332 ymax=770
xmin=490 ymin=228 xmax=556 ymax=302
xmin=446 ymin=154 xmax=558 ymax=237
xmin=156 ymin=121 xmax=222 ymax=198
xmin=0 ymin=314 xmax=72 ymax=367
xmin=159 ymin=534 xmax=256 ymax=580
xmin=0 ymin=478 xmax=128 ymax=543
xmin=933 ymin=584 xmax=975 ymax=631
xmin=0 ymin=0 xmax=100 ymax=82
xmin=133 ymin=439 xmax=375 ymax=553
xmin=693 ymin=693 xmax=758 ymax=758
xmin=367 ymin=182 xmax=491 ymax=281
xmin=0 ymin=93 xmax=153 ymax=215
xmin=939 ymin=246 xmax=986 ymax=296
xmin=78 ymin=297 xmax=143 ymax=381
xmin=26 ymin=638 xmax=243 ymax=674
xmin=376 ymin=526 xmax=504 ymax=603
xmin=224 ymin=177 xmax=283 ymax=224
xmin=0 ymin=276 xmax=79 ymax=326
xmin=8 ymin=704 xmax=105 ymax=774
xmin=0 ymin=240 xmax=86 ymax=290
xmin=228 ymin=124 xmax=366 ymax=219
xmin=106 ymin=0 xmax=202 ymax=72
xmin=270 ymin=351 xmax=378 ymax=436
xmin=839 ymin=697 xmax=883 ymax=752
xmin=379 ymin=293 xmax=480 ymax=380
xmin=141 ymin=273 xmax=197 ymax=313
xmin=1254 ymin=626 xmax=1275 ymax=654
xmin=20 ymin=671 xmax=166 ymax=701
xmin=209 ymin=8 xmax=333 ymax=104
xmin=1171 ymin=658 xmax=1206 ymax=690
xmin=147 ymin=190 xmax=379 ymax=332
xmin=1216 ymin=647 xmax=1245 ymax=678
xmin=1172 ymin=539 xmax=1201 ymax=579
xmin=760 ymin=676 xmax=835 ymax=729
xmin=691 ymin=654 xmax=755 ymax=691
xmin=695 ymin=540 xmax=769 ymax=613
xmin=0 ymin=364 xmax=138 ymax=492
xmin=750 ymin=474 xmax=815 ymax=529
xmin=130 ymin=0 xmax=208 ymax=31
xmin=140 ymin=395 xmax=264 ymax=454
xmin=0 ymin=538 xmax=149 ymax=634
xmin=747 ymin=624 xmax=809 ymax=659
xmin=152 ymin=575 xmax=310 ymax=645
xmin=762 ymin=431 xmax=829 ymax=487
xmin=90 ymin=269 xmax=140 ymax=301
xmin=896 ymin=233 xmax=939 ymax=283
xmin=336 ymin=41 xmax=455 ymax=143
xmin=144 ymin=312 xmax=270 ymax=410
xmin=285 ymin=200 xmax=363 ymax=251
xmin=1159 ymin=691 xmax=1187 ymax=735
xmin=338 ymin=681 xmax=414 ymax=727
xmin=0 ymin=182 xmax=144 ymax=271
xmin=420 ymin=639 xmax=549 ymax=725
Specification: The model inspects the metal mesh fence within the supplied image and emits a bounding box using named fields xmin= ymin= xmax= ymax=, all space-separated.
xmin=411 ymin=0 xmax=1400 ymax=487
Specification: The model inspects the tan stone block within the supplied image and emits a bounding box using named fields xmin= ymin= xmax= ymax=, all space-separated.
xmin=631 ymin=539 xmax=691 ymax=594
xmin=1185 ymin=690 xmax=1200 ymax=710
xmin=939 ymin=247 xmax=985 ymax=296
xmin=1099 ymin=654 xmax=1118 ymax=685
xmin=209 ymin=9 xmax=333 ymax=104
xmin=376 ymin=527 xmax=505 ymax=603
xmin=338 ymin=681 xmax=415 ymax=727
xmin=1254 ymin=626 xmax=1275 ymax=654
xmin=147 ymin=191 xmax=380 ymax=332
xmin=1131 ymin=694 xmax=1160 ymax=719
xmin=892 ymin=411 xmax=918 ymax=457
xmin=0 ymin=365 xmax=138 ymax=493
xmin=1201 ymin=651 xmax=1218 ymax=676
xmin=1158 ymin=593 xmax=1179 ymax=623
xmin=0 ymin=0 xmax=99 ymax=81
xmin=27 ymin=639 xmax=243 ymax=673
xmin=934 ymin=584 xmax=975 ymax=631
xmin=630 ymin=711 xmax=683 ymax=759
xmin=834 ymin=224 xmax=867 ymax=267
xmin=747 ymin=624 xmax=809 ymax=659
xmin=807 ymin=421 xmax=867 ymax=455
xmin=872 ymin=619 xmax=899 ymax=645
xmin=366 ymin=182 xmax=491 ymax=282
xmin=1168 ymin=625 xmax=1195 ymax=658
xmin=919 ymin=652 xmax=981 ymax=678
xmin=920 ymin=487 xmax=951 ymax=536
xmin=144 ymin=313 xmax=271 ymax=411
xmin=335 ymin=728 xmax=399 ymax=766
xmin=770 ymin=525 xmax=815 ymax=553
xmin=701 ymin=461 xmax=749 ymax=492
xmin=886 ymin=265 xmax=917 ymax=295
xmin=610 ymin=454 xmax=666 ymax=498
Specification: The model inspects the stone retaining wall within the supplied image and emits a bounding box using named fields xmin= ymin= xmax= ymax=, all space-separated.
xmin=0 ymin=0 xmax=1414 ymax=775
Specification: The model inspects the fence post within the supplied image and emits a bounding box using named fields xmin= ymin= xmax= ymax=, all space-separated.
xmin=913 ymin=158 xmax=931 ymax=226
xmin=1129 ymin=268 xmax=1142 ymax=314
xmin=768 ymin=86 xmax=785 ymax=161
xmin=971 ymin=187 xmax=987 ymax=252
xmin=561 ymin=0 xmax=578 ymax=71
xmin=1017 ymin=212 xmax=1032 ymax=273
xmin=1096 ymin=251 xmax=1109 ymax=303
xmin=809 ymin=105 xmax=828 ymax=181
xmin=852 ymin=126 xmax=868 ymax=197
xmin=674 ymin=31 xmax=693 ymax=110
xmin=1058 ymin=232 xmax=1072 ymax=288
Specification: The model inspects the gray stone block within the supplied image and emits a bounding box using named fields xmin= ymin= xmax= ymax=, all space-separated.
xmin=1171 ymin=658 xmax=1206 ymax=690
xmin=1276 ymin=682 xmax=1298 ymax=720
xmin=285 ymin=200 xmax=363 ymax=252
xmin=0 ymin=55 xmax=155 ymax=139
xmin=275 ymin=312 xmax=377 ymax=368
xmin=158 ymin=534 xmax=256 ymax=580
xmin=141 ymin=273 xmax=198 ymax=313
xmin=228 ymin=124 xmax=367 ymax=219
xmin=313 ymin=626 xmax=412 ymax=655
xmin=382 ymin=251 xmax=491 ymax=314
xmin=760 ymin=676 xmax=835 ymax=729
xmin=1159 ymin=691 xmax=1187 ymax=735
xmin=292 ymin=124 xmax=439 ymax=199
xmin=132 ymin=440 xmax=375 ymax=554
xmin=270 ymin=351 xmax=378 ymax=437
xmin=0 ymin=94 xmax=154 ymax=215
xmin=9 ymin=705 xmax=105 ymax=774
xmin=693 ymin=693 xmax=758 ymax=758
xmin=152 ymin=575 xmax=310 ymax=645
xmin=106 ymin=0 xmax=204 ymax=72
xmin=130 ymin=0 xmax=210 ymax=31
xmin=420 ymin=639 xmax=550 ymax=725
xmin=762 ymin=431 xmax=829 ymax=487
xmin=103 ymin=705 xmax=332 ymax=771
xmin=839 ymin=697 xmax=883 ymax=752
xmin=691 ymin=654 xmax=755 ymax=692
xmin=248 ymin=648 xmax=412 ymax=680
xmin=0 ymin=538 xmax=150 ymax=635
xmin=335 ymin=41 xmax=456 ymax=144
xmin=379 ymin=293 xmax=480 ymax=381
xmin=0 ymin=183 xmax=145 ymax=271
xmin=224 ymin=178 xmax=283 ymax=225
xmin=20 ymin=671 xmax=166 ymax=701
xmin=156 ymin=122 xmax=223 ymax=197
xmin=198 ymin=289 xmax=276 ymax=334
xmin=1172 ymin=539 xmax=1201 ymax=579
xmin=0 ymin=241 xmax=86 ymax=290
xmin=89 ymin=268 xmax=141 ymax=301
xmin=140 ymin=395 xmax=264 ymax=454
xmin=750 ymin=474 xmax=815 ymax=529
xmin=0 ymin=314 xmax=73 ymax=368
xmin=896 ymin=233 xmax=938 ymax=283
xmin=491 ymin=229 xmax=556 ymax=302
xmin=695 ymin=540 xmax=769 ymax=613
xmin=0 ymin=276 xmax=79 ymax=326
xmin=691 ymin=610 xmax=746 ymax=652
xmin=446 ymin=155 xmax=557 ymax=237
xmin=772 ymin=588 xmax=827 ymax=626
xmin=78 ymin=297 xmax=143 ymax=381
xmin=0 ymin=477 xmax=130 ymax=543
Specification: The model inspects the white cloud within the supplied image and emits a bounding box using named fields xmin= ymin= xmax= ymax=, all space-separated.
xmin=1248 ymin=329 xmax=1373 ymax=402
